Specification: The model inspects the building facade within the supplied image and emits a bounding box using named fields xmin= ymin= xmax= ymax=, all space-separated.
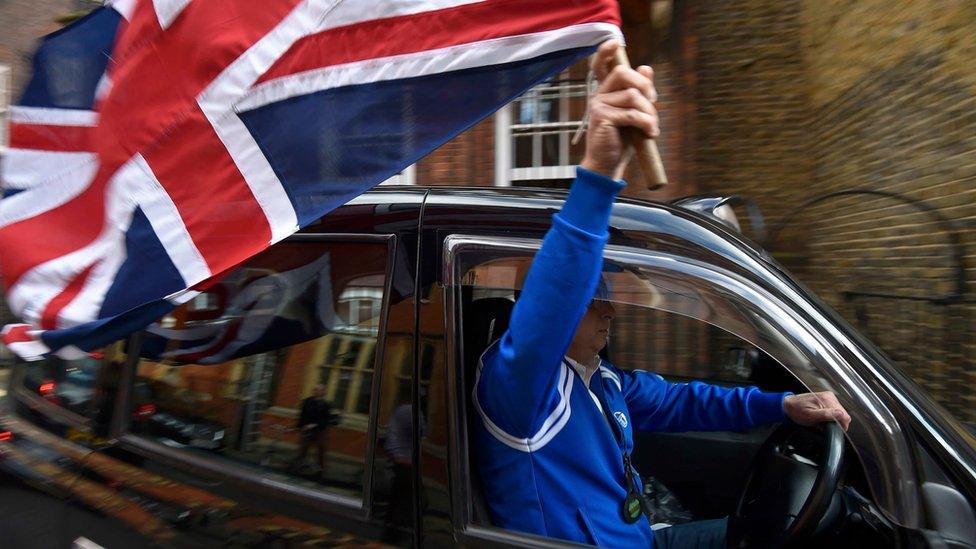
xmin=412 ymin=0 xmax=976 ymax=422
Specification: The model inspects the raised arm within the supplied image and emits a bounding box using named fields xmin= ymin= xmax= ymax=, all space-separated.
xmin=475 ymin=42 xmax=659 ymax=438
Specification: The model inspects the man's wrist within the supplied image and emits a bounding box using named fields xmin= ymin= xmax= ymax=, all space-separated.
xmin=580 ymin=156 xmax=615 ymax=179
xmin=782 ymin=393 xmax=796 ymax=422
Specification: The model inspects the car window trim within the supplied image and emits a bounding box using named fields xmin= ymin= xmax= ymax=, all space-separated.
xmin=113 ymin=232 xmax=398 ymax=519
xmin=442 ymin=233 xmax=921 ymax=536
xmin=115 ymin=432 xmax=364 ymax=513
xmin=458 ymin=524 xmax=595 ymax=548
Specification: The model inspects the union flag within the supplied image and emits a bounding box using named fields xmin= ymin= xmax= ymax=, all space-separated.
xmin=1 ymin=0 xmax=621 ymax=360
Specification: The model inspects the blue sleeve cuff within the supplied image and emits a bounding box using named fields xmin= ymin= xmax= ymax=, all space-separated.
xmin=750 ymin=391 xmax=792 ymax=425
xmin=557 ymin=166 xmax=626 ymax=235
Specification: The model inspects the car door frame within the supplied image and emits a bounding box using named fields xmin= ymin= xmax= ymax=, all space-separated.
xmin=93 ymin=232 xmax=400 ymax=543
xmin=441 ymin=232 xmax=925 ymax=546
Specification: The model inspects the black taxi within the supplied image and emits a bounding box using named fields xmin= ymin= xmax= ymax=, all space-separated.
xmin=1 ymin=186 xmax=974 ymax=548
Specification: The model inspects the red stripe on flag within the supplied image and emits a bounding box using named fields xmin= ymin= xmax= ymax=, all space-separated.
xmin=40 ymin=263 xmax=96 ymax=329
xmin=1 ymin=0 xmax=301 ymax=290
xmin=257 ymin=0 xmax=620 ymax=84
xmin=142 ymin=108 xmax=272 ymax=277
xmin=9 ymin=123 xmax=94 ymax=152
xmin=97 ymin=0 xmax=304 ymax=169
xmin=0 ymin=168 xmax=110 ymax=289
xmin=2 ymin=324 xmax=34 ymax=345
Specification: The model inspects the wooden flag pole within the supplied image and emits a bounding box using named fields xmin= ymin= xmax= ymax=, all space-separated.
xmin=610 ymin=47 xmax=668 ymax=190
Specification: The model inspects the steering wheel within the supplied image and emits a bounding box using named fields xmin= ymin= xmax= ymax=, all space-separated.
xmin=726 ymin=422 xmax=845 ymax=547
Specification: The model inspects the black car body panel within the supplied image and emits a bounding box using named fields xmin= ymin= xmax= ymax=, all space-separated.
xmin=1 ymin=185 xmax=973 ymax=548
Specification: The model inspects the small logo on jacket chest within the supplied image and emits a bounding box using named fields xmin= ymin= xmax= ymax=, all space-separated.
xmin=613 ymin=411 xmax=628 ymax=429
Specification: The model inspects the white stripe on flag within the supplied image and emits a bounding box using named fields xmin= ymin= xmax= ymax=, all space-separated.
xmin=1 ymin=150 xmax=96 ymax=189
xmin=7 ymin=338 xmax=51 ymax=362
xmin=14 ymin=162 xmax=138 ymax=329
xmin=124 ymin=154 xmax=212 ymax=286
xmin=166 ymin=289 xmax=200 ymax=306
xmin=6 ymin=233 xmax=114 ymax=327
xmin=152 ymin=0 xmax=192 ymax=29
xmin=196 ymin=0 xmax=344 ymax=243
xmin=94 ymin=74 xmax=113 ymax=103
xmin=314 ymin=0 xmax=487 ymax=33
xmin=55 ymin=154 xmax=210 ymax=328
xmin=109 ymin=0 xmax=137 ymax=20
xmin=204 ymin=109 xmax=299 ymax=244
xmin=0 ymin=157 xmax=97 ymax=228
xmin=237 ymin=22 xmax=622 ymax=112
xmin=55 ymin=245 xmax=126 ymax=330
xmin=10 ymin=106 xmax=97 ymax=127
xmin=4 ymin=152 xmax=209 ymax=329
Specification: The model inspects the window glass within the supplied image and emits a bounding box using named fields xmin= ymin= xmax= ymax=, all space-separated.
xmin=458 ymin=256 xmax=781 ymax=392
xmin=128 ymin=240 xmax=390 ymax=500
xmin=17 ymin=342 xmax=129 ymax=436
xmin=451 ymin=237 xmax=917 ymax=528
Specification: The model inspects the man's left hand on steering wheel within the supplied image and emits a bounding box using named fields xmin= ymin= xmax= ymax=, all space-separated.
xmin=784 ymin=391 xmax=851 ymax=431
xmin=728 ymin=391 xmax=852 ymax=547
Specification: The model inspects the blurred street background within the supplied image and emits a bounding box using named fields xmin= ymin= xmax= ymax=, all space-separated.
xmin=0 ymin=0 xmax=974 ymax=421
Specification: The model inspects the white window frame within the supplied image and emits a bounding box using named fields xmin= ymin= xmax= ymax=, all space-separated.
xmin=0 ymin=64 xmax=10 ymax=154
xmin=494 ymin=72 xmax=588 ymax=187
xmin=378 ymin=163 xmax=416 ymax=186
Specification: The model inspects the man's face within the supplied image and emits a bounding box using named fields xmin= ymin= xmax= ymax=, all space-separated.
xmin=572 ymin=299 xmax=616 ymax=354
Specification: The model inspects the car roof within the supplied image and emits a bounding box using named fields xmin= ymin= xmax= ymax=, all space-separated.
xmin=304 ymin=184 xmax=777 ymax=289
xmin=418 ymin=185 xmax=769 ymax=258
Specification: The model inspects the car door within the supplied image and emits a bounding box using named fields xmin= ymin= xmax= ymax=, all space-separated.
xmin=55 ymin=236 xmax=393 ymax=547
xmin=443 ymin=232 xmax=921 ymax=547
xmin=56 ymin=189 xmax=425 ymax=548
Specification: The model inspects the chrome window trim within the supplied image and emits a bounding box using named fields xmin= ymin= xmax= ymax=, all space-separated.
xmin=443 ymin=233 xmax=921 ymax=532
xmin=116 ymin=232 xmax=397 ymax=519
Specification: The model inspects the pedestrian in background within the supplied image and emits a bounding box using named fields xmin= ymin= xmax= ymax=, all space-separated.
xmin=295 ymin=384 xmax=337 ymax=481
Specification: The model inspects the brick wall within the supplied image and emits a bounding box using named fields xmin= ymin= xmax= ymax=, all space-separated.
xmin=416 ymin=116 xmax=493 ymax=186
xmin=790 ymin=0 xmax=976 ymax=418
xmin=691 ymin=0 xmax=813 ymax=232
xmin=686 ymin=0 xmax=976 ymax=420
xmin=0 ymin=0 xmax=95 ymax=92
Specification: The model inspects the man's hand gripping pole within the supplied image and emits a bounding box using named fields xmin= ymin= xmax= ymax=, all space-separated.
xmin=609 ymin=47 xmax=668 ymax=190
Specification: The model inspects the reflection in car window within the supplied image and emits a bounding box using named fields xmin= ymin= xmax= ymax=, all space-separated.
xmin=128 ymin=240 xmax=389 ymax=500
xmin=17 ymin=343 xmax=128 ymax=436
xmin=460 ymin=255 xmax=781 ymax=386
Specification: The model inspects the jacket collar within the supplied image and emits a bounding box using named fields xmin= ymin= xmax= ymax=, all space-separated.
xmin=564 ymin=355 xmax=601 ymax=387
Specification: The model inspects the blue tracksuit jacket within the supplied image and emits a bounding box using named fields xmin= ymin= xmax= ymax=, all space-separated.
xmin=473 ymin=167 xmax=789 ymax=547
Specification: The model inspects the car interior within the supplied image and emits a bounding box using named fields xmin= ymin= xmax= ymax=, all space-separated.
xmin=457 ymin=282 xmax=901 ymax=547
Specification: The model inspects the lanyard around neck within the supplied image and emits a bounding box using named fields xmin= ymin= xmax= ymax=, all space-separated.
xmin=579 ymin=362 xmax=646 ymax=523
